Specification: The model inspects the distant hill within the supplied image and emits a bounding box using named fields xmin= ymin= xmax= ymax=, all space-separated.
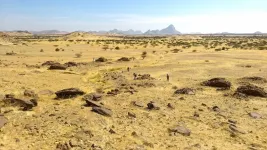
xmin=3 ymin=31 xmax=33 ymax=36
xmin=88 ymin=29 xmax=143 ymax=35
xmin=30 ymin=30 xmax=69 ymax=35
xmin=0 ymin=32 xmax=16 ymax=45
xmin=144 ymin=24 xmax=181 ymax=35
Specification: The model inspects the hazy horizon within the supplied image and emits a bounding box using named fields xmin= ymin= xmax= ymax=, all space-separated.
xmin=1 ymin=0 xmax=267 ymax=33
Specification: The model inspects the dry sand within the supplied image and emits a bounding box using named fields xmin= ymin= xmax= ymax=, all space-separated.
xmin=0 ymin=35 xmax=267 ymax=150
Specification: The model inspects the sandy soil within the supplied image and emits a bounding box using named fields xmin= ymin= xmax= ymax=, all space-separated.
xmin=0 ymin=35 xmax=267 ymax=150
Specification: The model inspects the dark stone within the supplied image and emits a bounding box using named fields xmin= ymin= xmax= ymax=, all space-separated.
xmin=3 ymin=96 xmax=38 ymax=111
xmin=55 ymin=88 xmax=85 ymax=99
xmin=128 ymin=112 xmax=136 ymax=118
xmin=92 ymin=107 xmax=113 ymax=117
xmin=48 ymin=64 xmax=67 ymax=70
xmin=85 ymin=100 xmax=101 ymax=107
xmin=64 ymin=62 xmax=78 ymax=67
xmin=147 ymin=101 xmax=160 ymax=110
xmin=95 ymin=57 xmax=107 ymax=62
xmin=212 ymin=106 xmax=220 ymax=112
xmin=174 ymin=88 xmax=195 ymax=95
xmin=202 ymin=78 xmax=231 ymax=89
xmin=41 ymin=61 xmax=60 ymax=66
xmin=236 ymin=84 xmax=267 ymax=97
xmin=117 ymin=57 xmax=130 ymax=62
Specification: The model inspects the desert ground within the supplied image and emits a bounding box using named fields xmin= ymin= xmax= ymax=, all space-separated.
xmin=0 ymin=32 xmax=267 ymax=150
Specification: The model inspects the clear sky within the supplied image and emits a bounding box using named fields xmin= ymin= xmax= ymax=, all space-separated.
xmin=1 ymin=0 xmax=267 ymax=33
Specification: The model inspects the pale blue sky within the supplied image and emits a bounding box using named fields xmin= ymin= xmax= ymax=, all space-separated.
xmin=1 ymin=0 xmax=267 ymax=33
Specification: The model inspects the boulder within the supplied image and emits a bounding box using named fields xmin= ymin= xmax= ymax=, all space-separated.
xmin=92 ymin=107 xmax=112 ymax=117
xmin=48 ymin=64 xmax=67 ymax=70
xmin=3 ymin=95 xmax=38 ymax=111
xmin=55 ymin=88 xmax=85 ymax=99
xmin=202 ymin=78 xmax=231 ymax=89
xmin=95 ymin=57 xmax=107 ymax=62
xmin=236 ymin=84 xmax=267 ymax=97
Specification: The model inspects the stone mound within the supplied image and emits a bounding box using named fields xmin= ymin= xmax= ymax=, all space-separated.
xmin=235 ymin=84 xmax=267 ymax=97
xmin=55 ymin=88 xmax=85 ymax=99
xmin=202 ymin=78 xmax=231 ymax=89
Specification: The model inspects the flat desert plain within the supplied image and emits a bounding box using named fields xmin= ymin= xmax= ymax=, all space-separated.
xmin=0 ymin=33 xmax=267 ymax=150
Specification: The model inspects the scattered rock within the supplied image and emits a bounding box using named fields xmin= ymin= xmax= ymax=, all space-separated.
xmin=147 ymin=101 xmax=160 ymax=110
xmin=41 ymin=61 xmax=60 ymax=66
xmin=169 ymin=126 xmax=191 ymax=136
xmin=174 ymin=88 xmax=195 ymax=95
xmin=132 ymin=101 xmax=144 ymax=107
xmin=48 ymin=64 xmax=67 ymax=70
xmin=229 ymin=124 xmax=247 ymax=134
xmin=128 ymin=112 xmax=136 ymax=118
xmin=3 ymin=95 xmax=38 ymax=111
xmin=212 ymin=106 xmax=220 ymax=112
xmin=136 ymin=74 xmax=154 ymax=80
xmin=95 ymin=57 xmax=107 ymax=62
xmin=64 ymin=61 xmax=78 ymax=67
xmin=107 ymin=89 xmax=120 ymax=96
xmin=83 ymin=93 xmax=102 ymax=101
xmin=233 ymin=92 xmax=248 ymax=99
xmin=24 ymin=89 xmax=37 ymax=97
xmin=92 ymin=107 xmax=113 ymax=117
xmin=228 ymin=119 xmax=237 ymax=124
xmin=248 ymin=112 xmax=262 ymax=119
xmin=109 ymin=129 xmax=116 ymax=134
xmin=117 ymin=57 xmax=130 ymax=61
xmin=85 ymin=100 xmax=101 ymax=107
xmin=236 ymin=84 xmax=267 ymax=97
xmin=0 ymin=114 xmax=7 ymax=128
xmin=167 ymin=103 xmax=175 ymax=109
xmin=202 ymin=78 xmax=231 ymax=89
xmin=55 ymin=88 xmax=85 ymax=99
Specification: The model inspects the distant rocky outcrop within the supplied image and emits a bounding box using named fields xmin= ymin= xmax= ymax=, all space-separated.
xmin=31 ymin=30 xmax=69 ymax=35
xmin=144 ymin=24 xmax=181 ymax=35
